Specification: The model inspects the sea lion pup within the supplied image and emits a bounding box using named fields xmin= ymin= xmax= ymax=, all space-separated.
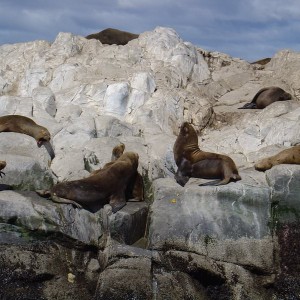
xmin=173 ymin=122 xmax=241 ymax=186
xmin=255 ymin=146 xmax=300 ymax=171
xmin=85 ymin=28 xmax=139 ymax=45
xmin=0 ymin=115 xmax=55 ymax=159
xmin=239 ymin=86 xmax=292 ymax=109
xmin=39 ymin=152 xmax=139 ymax=213
xmin=90 ymin=143 xmax=144 ymax=201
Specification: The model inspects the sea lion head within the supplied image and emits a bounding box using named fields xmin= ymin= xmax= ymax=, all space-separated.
xmin=174 ymin=122 xmax=199 ymax=166
xmin=282 ymin=92 xmax=292 ymax=100
xmin=36 ymin=127 xmax=55 ymax=160
xmin=111 ymin=143 xmax=125 ymax=161
xmin=36 ymin=128 xmax=51 ymax=147
xmin=179 ymin=122 xmax=198 ymax=145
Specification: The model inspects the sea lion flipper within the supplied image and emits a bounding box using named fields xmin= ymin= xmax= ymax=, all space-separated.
xmin=216 ymin=178 xmax=231 ymax=185
xmin=238 ymin=102 xmax=257 ymax=109
xmin=109 ymin=193 xmax=126 ymax=213
xmin=51 ymin=194 xmax=82 ymax=209
xmin=198 ymin=179 xmax=222 ymax=186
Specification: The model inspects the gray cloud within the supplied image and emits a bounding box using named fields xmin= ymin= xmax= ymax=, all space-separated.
xmin=0 ymin=0 xmax=299 ymax=61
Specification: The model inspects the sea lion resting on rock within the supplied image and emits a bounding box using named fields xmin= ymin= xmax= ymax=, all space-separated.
xmin=38 ymin=151 xmax=140 ymax=213
xmin=239 ymin=86 xmax=292 ymax=109
xmin=85 ymin=28 xmax=139 ymax=45
xmin=90 ymin=143 xmax=144 ymax=201
xmin=173 ymin=122 xmax=241 ymax=186
xmin=255 ymin=146 xmax=300 ymax=171
xmin=0 ymin=115 xmax=55 ymax=159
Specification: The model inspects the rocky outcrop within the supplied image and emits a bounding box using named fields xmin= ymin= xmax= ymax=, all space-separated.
xmin=0 ymin=26 xmax=300 ymax=299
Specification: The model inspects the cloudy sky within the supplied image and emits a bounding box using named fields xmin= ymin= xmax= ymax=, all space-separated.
xmin=1 ymin=0 xmax=300 ymax=62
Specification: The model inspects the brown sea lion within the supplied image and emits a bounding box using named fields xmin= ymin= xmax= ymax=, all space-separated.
xmin=85 ymin=28 xmax=139 ymax=45
xmin=173 ymin=122 xmax=241 ymax=186
xmin=255 ymin=146 xmax=300 ymax=171
xmin=38 ymin=152 xmax=139 ymax=213
xmin=250 ymin=58 xmax=271 ymax=66
xmin=0 ymin=115 xmax=55 ymax=159
xmin=90 ymin=143 xmax=144 ymax=201
xmin=111 ymin=142 xmax=125 ymax=161
xmin=239 ymin=86 xmax=292 ymax=109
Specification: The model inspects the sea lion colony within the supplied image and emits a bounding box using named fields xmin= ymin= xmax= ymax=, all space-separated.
xmin=0 ymin=85 xmax=297 ymax=212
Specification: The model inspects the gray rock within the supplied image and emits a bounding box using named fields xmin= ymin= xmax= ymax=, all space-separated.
xmin=0 ymin=238 xmax=97 ymax=300
xmin=0 ymin=133 xmax=54 ymax=189
xmin=0 ymin=190 xmax=103 ymax=245
xmin=148 ymin=176 xmax=273 ymax=272
xmin=94 ymin=257 xmax=153 ymax=300
xmin=266 ymin=164 xmax=300 ymax=223
xmin=109 ymin=202 xmax=149 ymax=245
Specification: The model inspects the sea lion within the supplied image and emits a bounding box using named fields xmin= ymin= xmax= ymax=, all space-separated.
xmin=111 ymin=142 xmax=125 ymax=161
xmin=255 ymin=146 xmax=300 ymax=171
xmin=90 ymin=143 xmax=144 ymax=201
xmin=0 ymin=115 xmax=55 ymax=159
xmin=239 ymin=86 xmax=292 ymax=109
xmin=173 ymin=122 xmax=241 ymax=186
xmin=38 ymin=152 xmax=139 ymax=213
xmin=250 ymin=58 xmax=271 ymax=66
xmin=85 ymin=28 xmax=139 ymax=45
